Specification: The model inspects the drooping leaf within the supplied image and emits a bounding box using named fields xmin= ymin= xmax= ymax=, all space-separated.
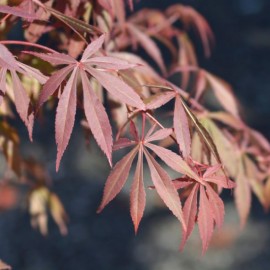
xmin=97 ymin=146 xmax=139 ymax=213
xmin=174 ymin=95 xmax=191 ymax=159
xmin=144 ymin=148 xmax=186 ymax=230
xmin=234 ymin=157 xmax=251 ymax=228
xmin=55 ymin=68 xmax=79 ymax=171
xmin=181 ymin=97 xmax=223 ymax=166
xmin=130 ymin=148 xmax=146 ymax=233
xmin=200 ymin=118 xmax=238 ymax=178
xmin=198 ymin=185 xmax=214 ymax=254
xmin=81 ymin=69 xmax=113 ymax=166
xmin=206 ymin=72 xmax=239 ymax=117
xmin=180 ymin=184 xmax=198 ymax=250
xmin=205 ymin=184 xmax=224 ymax=229
xmin=243 ymin=155 xmax=266 ymax=208
xmin=10 ymin=70 xmax=33 ymax=140
xmin=49 ymin=192 xmax=68 ymax=236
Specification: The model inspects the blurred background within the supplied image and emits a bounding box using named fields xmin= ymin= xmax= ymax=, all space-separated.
xmin=1 ymin=0 xmax=270 ymax=269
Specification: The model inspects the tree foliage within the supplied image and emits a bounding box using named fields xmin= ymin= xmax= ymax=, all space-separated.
xmin=0 ymin=0 xmax=269 ymax=257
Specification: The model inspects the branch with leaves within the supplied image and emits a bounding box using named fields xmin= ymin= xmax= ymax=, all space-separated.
xmin=0 ymin=0 xmax=269 ymax=255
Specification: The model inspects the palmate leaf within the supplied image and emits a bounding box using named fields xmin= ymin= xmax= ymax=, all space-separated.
xmin=25 ymin=34 xmax=144 ymax=170
xmin=175 ymin=161 xmax=234 ymax=252
xmin=97 ymin=117 xmax=200 ymax=232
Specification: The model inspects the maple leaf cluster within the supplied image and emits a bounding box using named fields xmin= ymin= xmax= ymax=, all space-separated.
xmin=0 ymin=0 xmax=270 ymax=255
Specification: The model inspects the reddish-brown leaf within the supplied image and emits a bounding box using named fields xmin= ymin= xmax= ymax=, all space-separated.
xmin=97 ymin=146 xmax=139 ymax=213
xmin=130 ymin=148 xmax=146 ymax=233
xmin=80 ymin=69 xmax=113 ymax=166
xmin=55 ymin=68 xmax=79 ymax=171
xmin=144 ymin=148 xmax=186 ymax=230
xmin=180 ymin=184 xmax=198 ymax=250
xmin=198 ymin=185 xmax=214 ymax=254
xmin=206 ymin=184 xmax=224 ymax=229
xmin=174 ymin=95 xmax=191 ymax=159
xmin=10 ymin=70 xmax=33 ymax=140
xmin=38 ymin=65 xmax=75 ymax=107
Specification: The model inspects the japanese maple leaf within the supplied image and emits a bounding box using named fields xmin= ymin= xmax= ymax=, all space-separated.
xmin=0 ymin=44 xmax=48 ymax=140
xmin=173 ymin=163 xmax=235 ymax=254
xmin=97 ymin=114 xmax=204 ymax=233
xmin=24 ymin=34 xmax=145 ymax=171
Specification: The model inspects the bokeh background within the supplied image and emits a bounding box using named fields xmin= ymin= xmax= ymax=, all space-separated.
xmin=1 ymin=0 xmax=270 ymax=269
